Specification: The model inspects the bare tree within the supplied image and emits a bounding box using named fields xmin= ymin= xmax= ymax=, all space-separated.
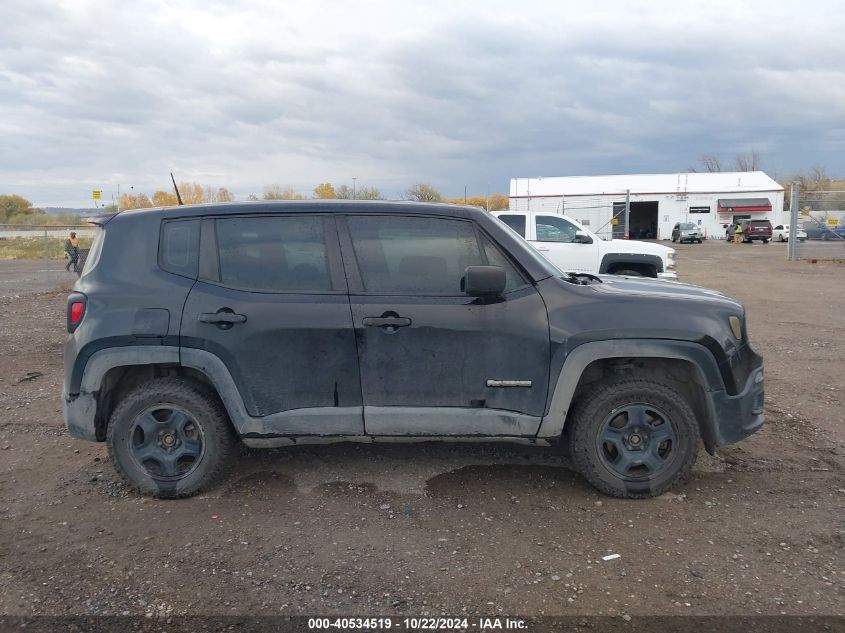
xmin=355 ymin=186 xmax=384 ymax=200
xmin=336 ymin=184 xmax=384 ymax=200
xmin=734 ymin=150 xmax=762 ymax=172
xmin=808 ymin=165 xmax=830 ymax=185
xmin=698 ymin=155 xmax=724 ymax=173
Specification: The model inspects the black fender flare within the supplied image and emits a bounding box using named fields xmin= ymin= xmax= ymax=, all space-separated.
xmin=537 ymin=339 xmax=724 ymax=447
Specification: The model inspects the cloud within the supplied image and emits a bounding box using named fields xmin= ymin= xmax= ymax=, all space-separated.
xmin=0 ymin=0 xmax=843 ymax=206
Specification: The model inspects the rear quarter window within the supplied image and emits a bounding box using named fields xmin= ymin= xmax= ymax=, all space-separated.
xmin=159 ymin=219 xmax=200 ymax=278
xmin=79 ymin=227 xmax=104 ymax=277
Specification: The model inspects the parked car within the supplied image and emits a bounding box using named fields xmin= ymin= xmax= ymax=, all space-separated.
xmin=801 ymin=219 xmax=844 ymax=240
xmin=772 ymin=224 xmax=807 ymax=242
xmin=65 ymin=201 xmax=764 ymax=499
xmin=492 ymin=211 xmax=677 ymax=279
xmin=725 ymin=219 xmax=772 ymax=243
xmin=671 ymin=222 xmax=703 ymax=244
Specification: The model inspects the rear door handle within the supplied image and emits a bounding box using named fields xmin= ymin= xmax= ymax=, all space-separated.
xmin=362 ymin=316 xmax=411 ymax=328
xmin=198 ymin=310 xmax=247 ymax=329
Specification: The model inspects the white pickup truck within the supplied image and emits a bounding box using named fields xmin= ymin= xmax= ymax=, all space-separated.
xmin=492 ymin=211 xmax=677 ymax=280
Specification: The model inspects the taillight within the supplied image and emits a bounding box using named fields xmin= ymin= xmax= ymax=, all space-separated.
xmin=67 ymin=293 xmax=87 ymax=333
xmin=70 ymin=302 xmax=84 ymax=324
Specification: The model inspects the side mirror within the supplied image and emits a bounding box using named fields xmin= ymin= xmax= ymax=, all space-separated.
xmin=574 ymin=231 xmax=593 ymax=244
xmin=463 ymin=265 xmax=506 ymax=297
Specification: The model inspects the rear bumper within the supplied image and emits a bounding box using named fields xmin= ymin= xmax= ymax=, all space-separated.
xmin=63 ymin=388 xmax=99 ymax=441
xmin=709 ymin=365 xmax=765 ymax=447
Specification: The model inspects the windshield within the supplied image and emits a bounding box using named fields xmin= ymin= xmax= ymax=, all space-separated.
xmin=679 ymin=223 xmax=696 ymax=229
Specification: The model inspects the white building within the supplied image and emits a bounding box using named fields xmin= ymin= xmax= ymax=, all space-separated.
xmin=509 ymin=172 xmax=785 ymax=240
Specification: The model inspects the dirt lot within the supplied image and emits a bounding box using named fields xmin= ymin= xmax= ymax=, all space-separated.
xmin=0 ymin=244 xmax=843 ymax=622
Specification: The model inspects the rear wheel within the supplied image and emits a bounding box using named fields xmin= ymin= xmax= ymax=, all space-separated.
xmin=107 ymin=378 xmax=234 ymax=498
xmin=568 ymin=377 xmax=699 ymax=498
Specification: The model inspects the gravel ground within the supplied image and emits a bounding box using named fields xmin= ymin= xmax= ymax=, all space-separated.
xmin=0 ymin=245 xmax=843 ymax=621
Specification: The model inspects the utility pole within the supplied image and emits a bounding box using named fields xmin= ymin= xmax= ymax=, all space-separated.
xmin=464 ymin=185 xmax=467 ymax=204
xmin=624 ymin=189 xmax=630 ymax=239
xmin=788 ymin=182 xmax=799 ymax=261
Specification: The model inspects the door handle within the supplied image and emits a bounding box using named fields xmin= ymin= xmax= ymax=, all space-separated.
xmin=362 ymin=316 xmax=411 ymax=329
xmin=198 ymin=310 xmax=247 ymax=329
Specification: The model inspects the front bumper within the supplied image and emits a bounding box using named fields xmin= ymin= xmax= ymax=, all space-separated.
xmin=63 ymin=388 xmax=99 ymax=441
xmin=657 ymin=271 xmax=678 ymax=280
xmin=708 ymin=365 xmax=765 ymax=448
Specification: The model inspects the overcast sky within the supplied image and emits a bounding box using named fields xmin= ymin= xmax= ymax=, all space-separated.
xmin=1 ymin=0 xmax=844 ymax=207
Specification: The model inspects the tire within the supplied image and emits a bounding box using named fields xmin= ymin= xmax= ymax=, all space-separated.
xmin=778 ymin=234 xmax=786 ymax=242
xmin=107 ymin=377 xmax=234 ymax=498
xmin=671 ymin=237 xmax=676 ymax=243
xmin=568 ymin=377 xmax=700 ymax=498
xmin=763 ymin=239 xmax=769 ymax=244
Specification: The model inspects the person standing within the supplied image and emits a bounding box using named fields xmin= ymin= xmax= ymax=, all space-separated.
xmin=733 ymin=223 xmax=743 ymax=244
xmin=64 ymin=232 xmax=80 ymax=273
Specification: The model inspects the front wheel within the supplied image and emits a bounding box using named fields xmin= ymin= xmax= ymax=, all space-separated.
xmin=568 ymin=378 xmax=700 ymax=498
xmin=107 ymin=378 xmax=234 ymax=498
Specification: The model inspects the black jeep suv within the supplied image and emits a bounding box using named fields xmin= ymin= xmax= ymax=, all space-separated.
xmin=64 ymin=201 xmax=764 ymax=498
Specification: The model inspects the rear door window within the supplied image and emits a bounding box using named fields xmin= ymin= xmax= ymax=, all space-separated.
xmin=214 ymin=216 xmax=332 ymax=292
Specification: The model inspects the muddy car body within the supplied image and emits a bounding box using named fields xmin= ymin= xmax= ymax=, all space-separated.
xmin=64 ymin=201 xmax=764 ymax=498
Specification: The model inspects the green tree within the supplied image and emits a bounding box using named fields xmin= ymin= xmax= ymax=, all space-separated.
xmin=0 ymin=194 xmax=36 ymax=223
xmin=405 ymin=183 xmax=442 ymax=202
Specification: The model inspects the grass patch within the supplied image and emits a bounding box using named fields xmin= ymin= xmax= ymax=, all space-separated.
xmin=0 ymin=237 xmax=93 ymax=260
